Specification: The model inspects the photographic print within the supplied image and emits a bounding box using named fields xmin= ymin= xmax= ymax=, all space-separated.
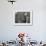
xmin=14 ymin=11 xmax=32 ymax=26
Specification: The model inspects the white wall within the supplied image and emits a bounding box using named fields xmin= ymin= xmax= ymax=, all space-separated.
xmin=0 ymin=0 xmax=46 ymax=41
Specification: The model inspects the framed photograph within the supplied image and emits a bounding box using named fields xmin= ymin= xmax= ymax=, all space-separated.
xmin=14 ymin=11 xmax=33 ymax=26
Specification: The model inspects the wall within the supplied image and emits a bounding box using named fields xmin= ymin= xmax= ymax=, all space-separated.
xmin=0 ymin=0 xmax=46 ymax=42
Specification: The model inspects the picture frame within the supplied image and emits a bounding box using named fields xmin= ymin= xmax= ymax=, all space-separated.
xmin=14 ymin=10 xmax=33 ymax=26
